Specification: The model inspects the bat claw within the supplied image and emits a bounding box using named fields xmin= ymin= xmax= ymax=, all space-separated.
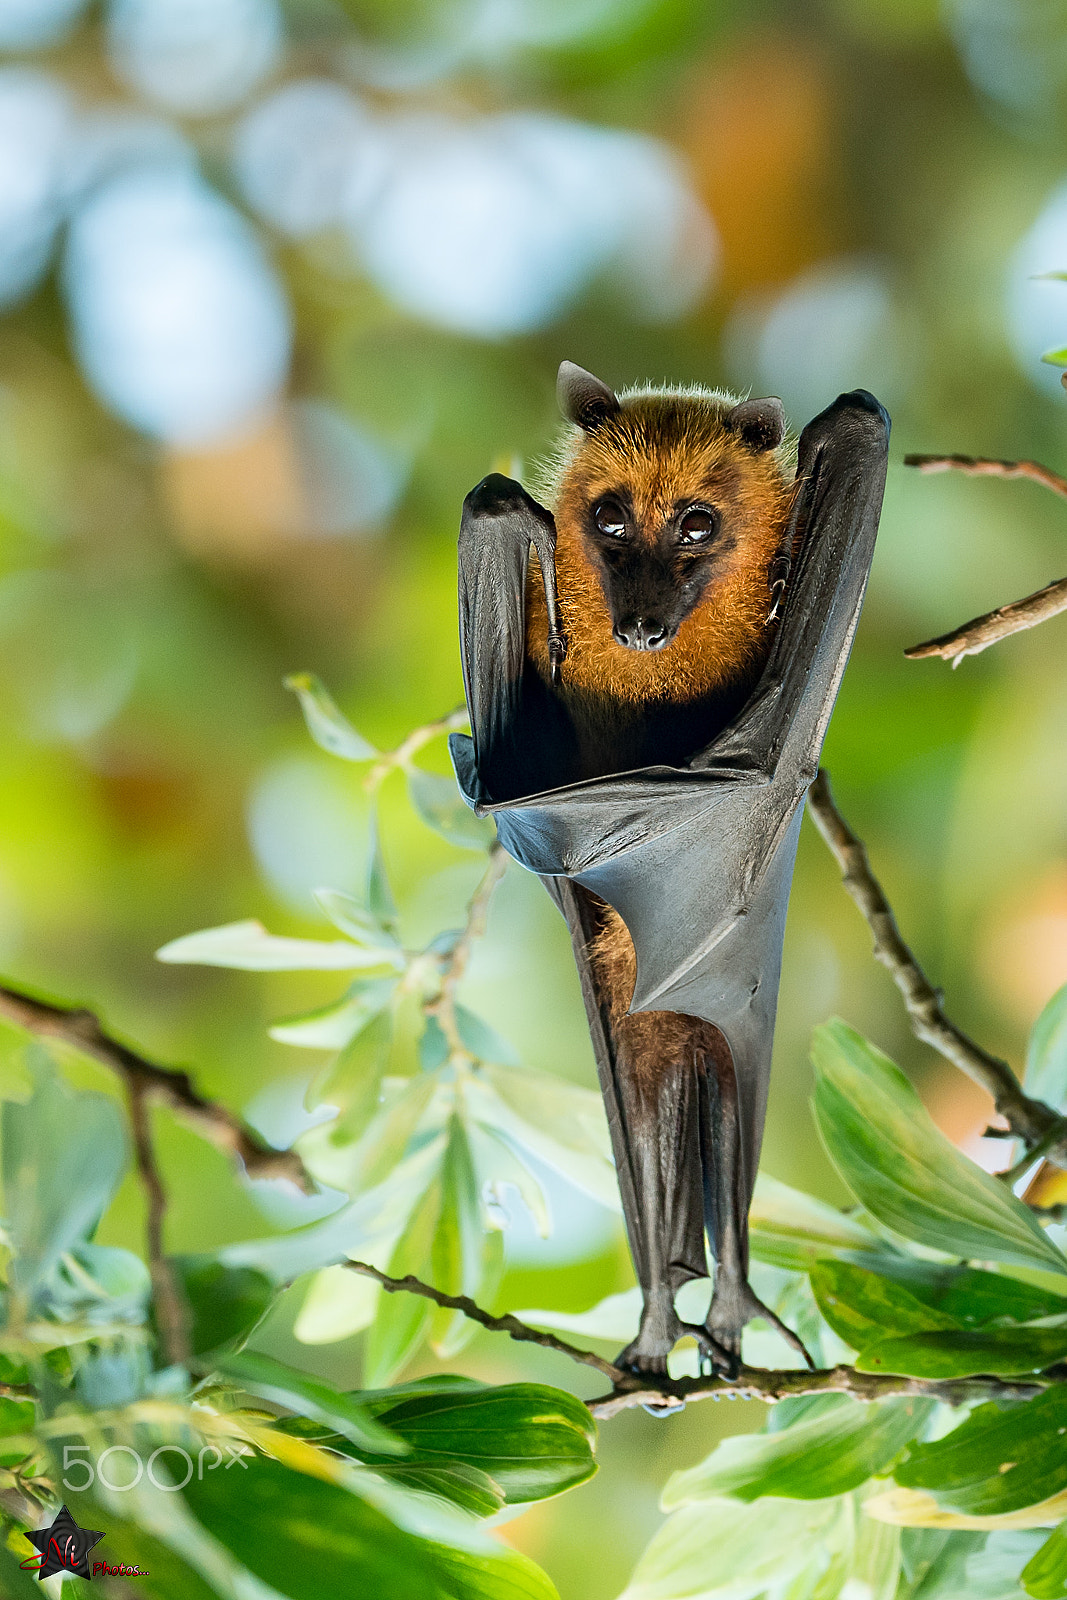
xmin=705 ymin=1283 xmax=815 ymax=1374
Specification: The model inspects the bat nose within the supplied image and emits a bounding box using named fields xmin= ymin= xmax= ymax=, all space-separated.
xmin=613 ymin=617 xmax=670 ymax=651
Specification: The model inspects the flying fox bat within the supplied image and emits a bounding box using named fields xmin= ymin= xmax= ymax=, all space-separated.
xmin=449 ymin=365 xmax=890 ymax=1377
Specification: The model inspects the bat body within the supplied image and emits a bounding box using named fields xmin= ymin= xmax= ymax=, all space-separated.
xmin=450 ymin=366 xmax=889 ymax=1376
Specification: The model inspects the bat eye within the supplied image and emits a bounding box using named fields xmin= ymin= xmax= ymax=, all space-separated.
xmin=593 ymin=500 xmax=628 ymax=539
xmin=678 ymin=507 xmax=719 ymax=544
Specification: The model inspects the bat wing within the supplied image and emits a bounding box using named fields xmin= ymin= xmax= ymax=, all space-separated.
xmin=451 ymin=388 xmax=890 ymax=1217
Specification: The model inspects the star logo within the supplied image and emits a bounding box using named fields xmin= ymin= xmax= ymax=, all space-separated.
xmin=24 ymin=1505 xmax=105 ymax=1580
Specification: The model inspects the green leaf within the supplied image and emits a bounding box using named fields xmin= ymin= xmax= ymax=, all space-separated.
xmin=218 ymin=1350 xmax=406 ymax=1456
xmin=157 ymin=919 xmax=403 ymax=972
xmin=0 ymin=1038 xmax=33 ymax=1103
xmin=748 ymin=1173 xmax=882 ymax=1270
xmin=367 ymin=808 xmax=399 ymax=933
xmin=424 ymin=1541 xmax=559 ymax=1600
xmin=271 ymin=976 xmax=398 ymax=1051
xmin=174 ymin=1258 xmax=274 ymax=1357
xmin=619 ymin=1495 xmax=847 ymax=1600
xmin=1026 ymin=984 xmax=1067 ymax=1112
xmin=369 ymin=1461 xmax=505 ymax=1519
xmin=934 ymin=1269 xmax=1067 ymax=1328
xmin=0 ymin=1543 xmax=46 ymax=1600
xmin=810 ymin=1260 xmax=961 ymax=1350
xmin=407 ymin=767 xmax=495 ymax=850
xmin=662 ymin=1397 xmax=929 ymax=1505
xmin=1042 ymin=347 xmax=1067 ymax=366
xmin=810 ymin=1020 xmax=1067 ymax=1277
xmin=3 ymin=1049 xmax=127 ymax=1298
xmin=455 ymin=1007 xmax=520 ymax=1068
xmin=314 ymin=888 xmax=402 ymax=952
xmin=896 ymin=1389 xmax=1067 ymax=1516
xmin=184 ymin=1453 xmax=445 ymax=1600
xmin=429 ymin=1119 xmax=486 ymax=1359
xmin=1023 ymin=1520 xmax=1067 ymax=1598
xmin=368 ymin=1382 xmax=597 ymax=1504
xmin=285 ymin=672 xmax=378 ymax=760
xmin=857 ymin=1324 xmax=1067 ymax=1377
xmin=363 ymin=1171 xmax=444 ymax=1386
xmin=307 ymin=1008 xmax=392 ymax=1126
xmin=466 ymin=1063 xmax=618 ymax=1210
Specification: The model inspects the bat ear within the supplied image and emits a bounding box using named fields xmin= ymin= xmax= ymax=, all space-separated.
xmin=726 ymin=397 xmax=786 ymax=451
xmin=557 ymin=361 xmax=620 ymax=432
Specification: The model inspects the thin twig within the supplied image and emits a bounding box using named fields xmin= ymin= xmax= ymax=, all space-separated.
xmin=903 ymin=453 xmax=1067 ymax=663
xmin=365 ymin=708 xmax=469 ymax=793
xmin=127 ymin=1077 xmax=191 ymax=1368
xmin=903 ymin=453 xmax=1067 ymax=500
xmin=807 ymin=771 xmax=1066 ymax=1160
xmin=426 ymin=841 xmax=508 ymax=1060
xmin=343 ymin=1260 xmax=1052 ymax=1416
xmin=904 ymin=577 xmax=1067 ymax=665
xmin=0 ymin=982 xmax=313 ymax=1192
xmin=343 ymin=1260 xmax=624 ymax=1382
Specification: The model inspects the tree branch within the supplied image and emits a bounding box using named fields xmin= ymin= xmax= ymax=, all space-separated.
xmin=903 ymin=576 xmax=1067 ymax=665
xmin=127 ymin=1077 xmax=191 ymax=1368
xmin=343 ymin=1260 xmax=624 ymax=1382
xmin=365 ymin=708 xmax=469 ymax=793
xmin=425 ymin=841 xmax=508 ymax=1061
xmin=0 ymin=981 xmax=313 ymax=1192
xmin=807 ymin=770 xmax=1067 ymax=1160
xmin=903 ymin=453 xmax=1067 ymax=500
xmin=902 ymin=453 xmax=1067 ymax=663
xmin=342 ymin=1260 xmax=1051 ymax=1417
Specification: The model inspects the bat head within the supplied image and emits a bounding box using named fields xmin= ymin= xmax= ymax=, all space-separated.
xmin=539 ymin=368 xmax=793 ymax=689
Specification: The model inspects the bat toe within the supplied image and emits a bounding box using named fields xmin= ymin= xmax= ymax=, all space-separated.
xmin=705 ymin=1280 xmax=815 ymax=1375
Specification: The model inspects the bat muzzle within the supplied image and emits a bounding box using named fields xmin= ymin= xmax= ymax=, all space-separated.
xmin=612 ymin=617 xmax=673 ymax=651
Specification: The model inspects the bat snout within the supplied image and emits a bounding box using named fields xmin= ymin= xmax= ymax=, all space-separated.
xmin=612 ymin=616 xmax=673 ymax=651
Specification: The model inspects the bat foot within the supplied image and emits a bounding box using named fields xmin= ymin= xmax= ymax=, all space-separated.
xmin=705 ymin=1282 xmax=815 ymax=1376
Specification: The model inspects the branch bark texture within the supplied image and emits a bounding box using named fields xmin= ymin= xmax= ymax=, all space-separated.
xmin=807 ymin=771 xmax=1067 ymax=1162
xmin=0 ymin=982 xmax=312 ymax=1191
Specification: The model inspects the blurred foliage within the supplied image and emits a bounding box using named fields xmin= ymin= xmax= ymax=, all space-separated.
xmin=0 ymin=0 xmax=1066 ymax=1595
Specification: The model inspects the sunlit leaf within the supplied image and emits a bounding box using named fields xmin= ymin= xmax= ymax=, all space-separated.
xmin=295 ymin=1261 xmax=380 ymax=1344
xmin=219 ymin=1350 xmax=405 ymax=1456
xmin=469 ymin=1122 xmax=551 ymax=1237
xmin=367 ymin=1382 xmax=597 ymax=1504
xmin=1023 ymin=1519 xmax=1067 ymax=1598
xmin=867 ymin=1484 xmax=1067 ymax=1531
xmin=429 ymin=1118 xmax=486 ymax=1359
xmin=158 ymin=919 xmax=404 ymax=972
xmin=3 ymin=1048 xmax=127 ymax=1299
xmin=857 ymin=1324 xmax=1067 ymax=1377
xmin=307 ymin=1009 xmax=392 ymax=1127
xmin=894 ymin=1389 xmax=1067 ymax=1517
xmin=465 ymin=1063 xmax=618 ymax=1210
xmin=424 ymin=1539 xmax=560 ymax=1600
xmin=174 ymin=1258 xmax=274 ymax=1357
xmin=0 ymin=1037 xmax=33 ymax=1104
xmin=367 ymin=807 xmax=399 ymax=934
xmin=748 ymin=1173 xmax=883 ymax=1270
xmin=285 ymin=672 xmax=378 ymax=761
xmin=1042 ymin=347 xmax=1067 ymax=366
xmin=662 ymin=1398 xmax=929 ymax=1506
xmin=618 ymin=1494 xmax=848 ymax=1600
xmin=406 ymin=767 xmax=495 ymax=850
xmin=1026 ymin=984 xmax=1067 ymax=1113
xmin=185 ymin=1454 xmax=445 ymax=1600
xmin=271 ymin=977 xmax=398 ymax=1050
xmin=811 ymin=1020 xmax=1067 ymax=1277
xmin=455 ymin=1007 xmax=520 ymax=1068
xmin=369 ymin=1461 xmax=505 ymax=1520
xmin=313 ymin=888 xmax=402 ymax=952
xmin=810 ymin=1260 xmax=960 ymax=1350
xmin=363 ymin=1172 xmax=444 ymax=1387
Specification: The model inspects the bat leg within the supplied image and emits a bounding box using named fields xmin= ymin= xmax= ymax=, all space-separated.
xmin=700 ymin=1040 xmax=815 ymax=1377
xmin=612 ymin=1049 xmax=729 ymax=1378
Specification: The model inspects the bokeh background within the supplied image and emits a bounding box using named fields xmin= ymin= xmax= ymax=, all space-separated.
xmin=2 ymin=0 xmax=1067 ymax=1594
